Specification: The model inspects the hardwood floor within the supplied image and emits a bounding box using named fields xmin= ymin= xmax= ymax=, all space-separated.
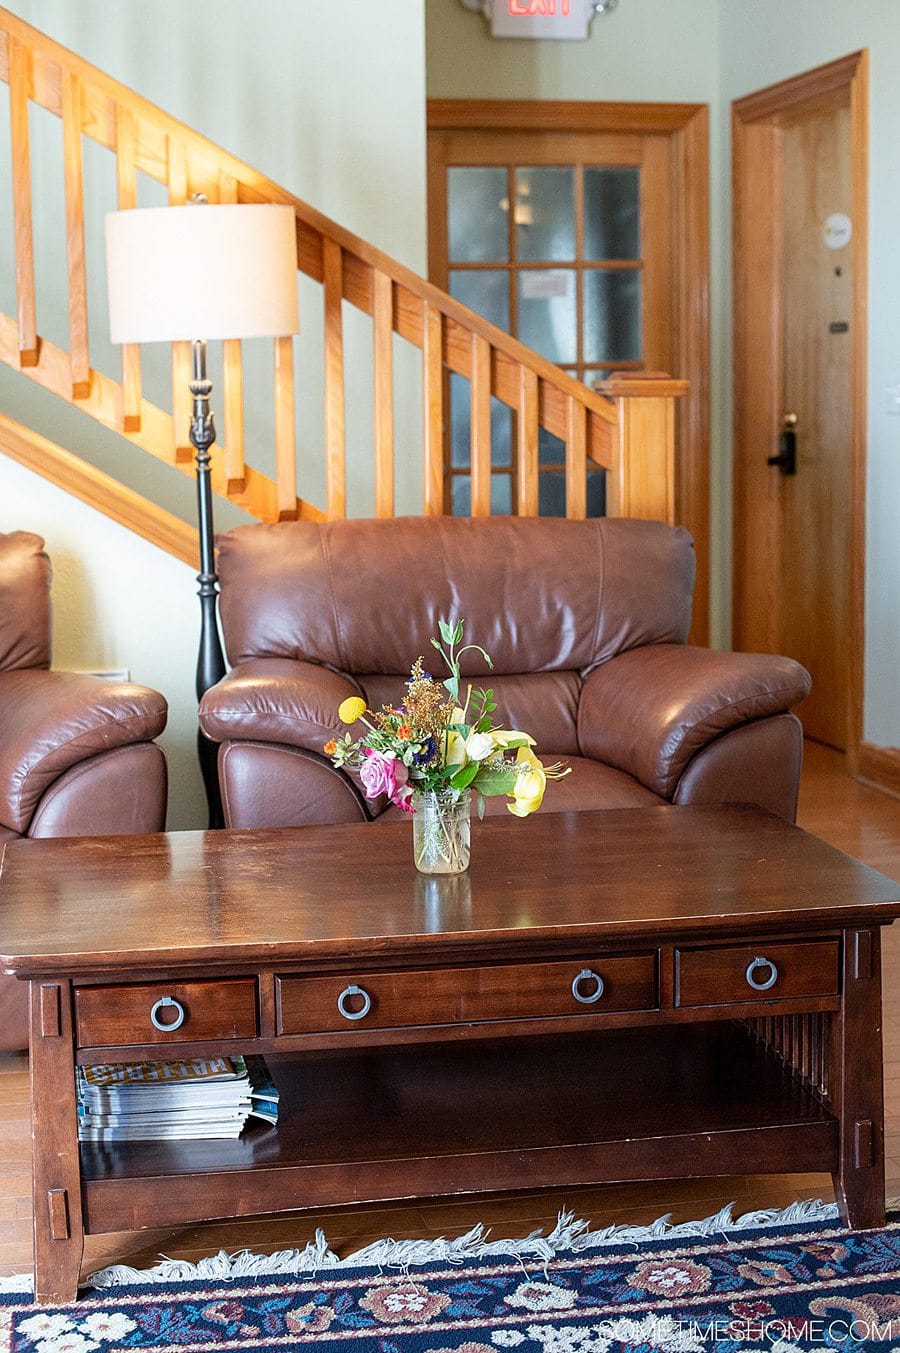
xmin=1 ymin=741 xmax=899 ymax=1280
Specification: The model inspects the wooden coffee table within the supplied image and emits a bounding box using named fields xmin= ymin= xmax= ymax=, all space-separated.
xmin=3 ymin=804 xmax=900 ymax=1303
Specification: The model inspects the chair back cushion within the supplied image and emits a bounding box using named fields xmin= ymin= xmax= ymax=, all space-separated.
xmin=0 ymin=532 xmax=51 ymax=672
xmin=217 ymin=516 xmax=695 ymax=679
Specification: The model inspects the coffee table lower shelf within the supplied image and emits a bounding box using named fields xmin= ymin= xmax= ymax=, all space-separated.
xmin=80 ymin=1023 xmax=838 ymax=1235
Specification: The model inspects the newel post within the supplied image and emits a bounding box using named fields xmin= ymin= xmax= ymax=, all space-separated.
xmin=596 ymin=374 xmax=689 ymax=525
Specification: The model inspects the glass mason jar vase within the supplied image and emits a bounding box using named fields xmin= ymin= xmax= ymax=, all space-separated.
xmin=411 ymin=788 xmax=471 ymax=875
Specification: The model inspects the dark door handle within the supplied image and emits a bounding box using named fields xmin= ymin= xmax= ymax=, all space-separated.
xmin=768 ymin=413 xmax=797 ymax=475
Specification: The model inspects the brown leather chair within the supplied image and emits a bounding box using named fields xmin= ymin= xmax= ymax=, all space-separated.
xmin=0 ymin=531 xmax=169 ymax=1051
xmin=199 ymin=516 xmax=811 ymax=831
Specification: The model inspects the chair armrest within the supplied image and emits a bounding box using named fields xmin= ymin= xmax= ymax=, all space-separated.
xmin=0 ymin=669 xmax=167 ymax=833
xmin=198 ymin=659 xmax=361 ymax=754
xmin=577 ymin=644 xmax=811 ymax=800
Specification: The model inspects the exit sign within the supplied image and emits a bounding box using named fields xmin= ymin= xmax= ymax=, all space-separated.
xmin=491 ymin=0 xmax=590 ymax=39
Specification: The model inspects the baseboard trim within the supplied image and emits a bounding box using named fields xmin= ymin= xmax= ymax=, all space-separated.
xmin=857 ymin=742 xmax=900 ymax=800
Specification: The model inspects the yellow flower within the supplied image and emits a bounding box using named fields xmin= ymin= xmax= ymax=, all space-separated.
xmin=491 ymin=729 xmax=536 ymax=749
xmin=338 ymin=696 xmax=367 ymax=724
xmin=507 ymin=746 xmax=547 ymax=818
xmin=443 ymin=729 xmax=467 ymax=767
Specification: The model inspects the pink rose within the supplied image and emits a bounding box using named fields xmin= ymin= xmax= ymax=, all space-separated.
xmin=360 ymin=749 xmax=414 ymax=813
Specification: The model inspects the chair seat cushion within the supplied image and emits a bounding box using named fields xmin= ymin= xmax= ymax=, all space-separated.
xmin=378 ymin=755 xmax=664 ymax=822
xmin=0 ymin=669 xmax=167 ymax=832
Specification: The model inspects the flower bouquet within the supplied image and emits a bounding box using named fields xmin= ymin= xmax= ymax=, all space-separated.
xmin=325 ymin=619 xmax=569 ymax=874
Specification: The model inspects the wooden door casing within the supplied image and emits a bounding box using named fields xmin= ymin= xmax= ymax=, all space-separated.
xmin=428 ymin=100 xmax=710 ymax=643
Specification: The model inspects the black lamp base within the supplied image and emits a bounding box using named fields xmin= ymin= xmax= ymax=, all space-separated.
xmin=190 ymin=338 xmax=227 ymax=830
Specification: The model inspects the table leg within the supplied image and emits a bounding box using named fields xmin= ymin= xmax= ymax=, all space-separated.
xmin=831 ymin=928 xmax=886 ymax=1229
xmin=29 ymin=979 xmax=84 ymax=1304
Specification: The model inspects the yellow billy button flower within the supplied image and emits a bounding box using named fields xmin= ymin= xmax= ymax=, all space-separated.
xmin=507 ymin=746 xmax=547 ymax=818
xmin=338 ymin=696 xmax=367 ymax=724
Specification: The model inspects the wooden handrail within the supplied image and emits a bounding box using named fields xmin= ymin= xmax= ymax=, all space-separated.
xmin=0 ymin=411 xmax=197 ymax=566
xmin=0 ymin=5 xmax=681 ymax=532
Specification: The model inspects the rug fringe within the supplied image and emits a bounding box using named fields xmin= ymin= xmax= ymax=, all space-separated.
xmin=69 ymin=1197 xmax=845 ymax=1292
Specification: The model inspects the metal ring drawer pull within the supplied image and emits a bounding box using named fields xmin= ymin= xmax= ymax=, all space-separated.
xmin=571 ymin=968 xmax=605 ymax=1005
xmin=745 ymin=956 xmax=779 ymax=991
xmin=337 ymin=984 xmax=372 ymax=1021
xmin=150 ymin=996 xmax=186 ymax=1032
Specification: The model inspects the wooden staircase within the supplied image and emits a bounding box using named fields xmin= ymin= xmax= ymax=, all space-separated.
xmin=0 ymin=7 xmax=685 ymax=555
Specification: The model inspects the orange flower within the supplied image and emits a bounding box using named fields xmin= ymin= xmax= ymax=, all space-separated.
xmin=398 ymin=723 xmax=412 ymax=739
xmin=323 ymin=739 xmax=337 ymax=756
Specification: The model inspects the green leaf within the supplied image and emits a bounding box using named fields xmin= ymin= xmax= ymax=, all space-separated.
xmin=471 ymin=767 xmax=518 ymax=796
xmin=498 ymin=733 xmax=532 ymax=749
xmin=476 ymin=792 xmax=486 ymax=821
xmin=438 ymin=618 xmax=453 ymax=643
xmin=450 ymin=761 xmax=480 ymax=791
xmin=453 ymin=619 xmax=464 ymax=643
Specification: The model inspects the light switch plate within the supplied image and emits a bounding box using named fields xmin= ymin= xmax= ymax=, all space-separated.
xmin=76 ymin=668 xmax=131 ymax=683
xmin=883 ymin=382 xmax=900 ymax=415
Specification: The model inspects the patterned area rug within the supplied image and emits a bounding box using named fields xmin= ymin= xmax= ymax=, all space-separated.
xmin=3 ymin=1206 xmax=900 ymax=1353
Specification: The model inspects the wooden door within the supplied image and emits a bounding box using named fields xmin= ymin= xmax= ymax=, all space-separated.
xmin=428 ymin=101 xmax=710 ymax=640
xmin=732 ymin=55 xmax=867 ymax=754
xmin=429 ymin=128 xmax=672 ymax=517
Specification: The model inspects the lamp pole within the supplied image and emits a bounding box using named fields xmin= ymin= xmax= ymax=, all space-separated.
xmin=190 ymin=337 xmax=226 ymax=829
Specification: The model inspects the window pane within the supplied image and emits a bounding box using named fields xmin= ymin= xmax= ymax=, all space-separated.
xmin=449 ymin=374 xmax=513 ymax=470
xmin=515 ymin=167 xmax=574 ymax=262
xmin=539 ymin=426 xmax=565 ymax=467
xmin=451 ymin=476 xmax=471 ymax=516
xmin=450 ymin=269 xmax=509 ymax=330
xmin=517 ymin=270 xmax=576 ymax=365
xmin=491 ymin=474 xmax=512 ymax=514
xmin=586 ymin=470 xmax=606 ymax=519
xmin=538 ymin=471 xmax=566 ymax=517
xmin=450 ymin=374 xmax=471 ymax=468
xmin=537 ymin=468 xmax=605 ymax=518
xmin=583 ymin=269 xmax=642 ymax=362
xmin=584 ymin=168 xmax=640 ymax=261
xmin=448 ymin=168 xmax=509 ymax=262
xmin=582 ymin=368 xmax=620 ymax=389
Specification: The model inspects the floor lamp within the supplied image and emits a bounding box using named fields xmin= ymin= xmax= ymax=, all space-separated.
xmin=105 ymin=202 xmax=300 ymax=828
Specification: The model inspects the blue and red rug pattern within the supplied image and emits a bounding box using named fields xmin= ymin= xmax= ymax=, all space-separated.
xmin=3 ymin=1219 xmax=900 ymax=1352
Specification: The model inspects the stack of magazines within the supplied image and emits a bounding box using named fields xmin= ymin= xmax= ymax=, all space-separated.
xmin=76 ymin=1055 xmax=279 ymax=1142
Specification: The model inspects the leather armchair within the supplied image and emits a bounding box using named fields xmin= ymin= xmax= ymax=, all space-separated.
xmin=0 ymin=531 xmax=169 ymax=1051
xmin=199 ymin=516 xmax=811 ymax=831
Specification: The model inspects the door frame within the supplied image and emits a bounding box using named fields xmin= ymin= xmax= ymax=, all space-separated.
xmin=731 ymin=52 xmax=868 ymax=764
xmin=427 ymin=99 xmax=710 ymax=643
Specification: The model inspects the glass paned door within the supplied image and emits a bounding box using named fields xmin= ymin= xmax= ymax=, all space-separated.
xmin=430 ymin=126 xmax=675 ymax=515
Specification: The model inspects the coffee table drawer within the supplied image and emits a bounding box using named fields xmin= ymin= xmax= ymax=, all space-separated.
xmin=74 ymin=979 xmax=258 ymax=1048
xmin=675 ymin=940 xmax=839 ymax=1009
xmin=277 ymin=954 xmax=656 ymax=1034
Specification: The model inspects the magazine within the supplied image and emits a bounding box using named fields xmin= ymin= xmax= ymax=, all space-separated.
xmin=77 ymin=1053 xmax=279 ymax=1142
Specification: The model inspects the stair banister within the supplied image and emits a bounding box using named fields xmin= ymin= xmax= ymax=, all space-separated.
xmin=0 ymin=5 xmax=683 ymax=555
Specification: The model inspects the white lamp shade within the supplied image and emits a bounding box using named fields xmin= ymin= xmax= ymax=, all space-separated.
xmin=105 ymin=203 xmax=300 ymax=343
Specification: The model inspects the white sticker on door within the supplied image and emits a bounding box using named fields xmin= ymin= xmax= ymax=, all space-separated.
xmin=823 ymin=213 xmax=852 ymax=250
